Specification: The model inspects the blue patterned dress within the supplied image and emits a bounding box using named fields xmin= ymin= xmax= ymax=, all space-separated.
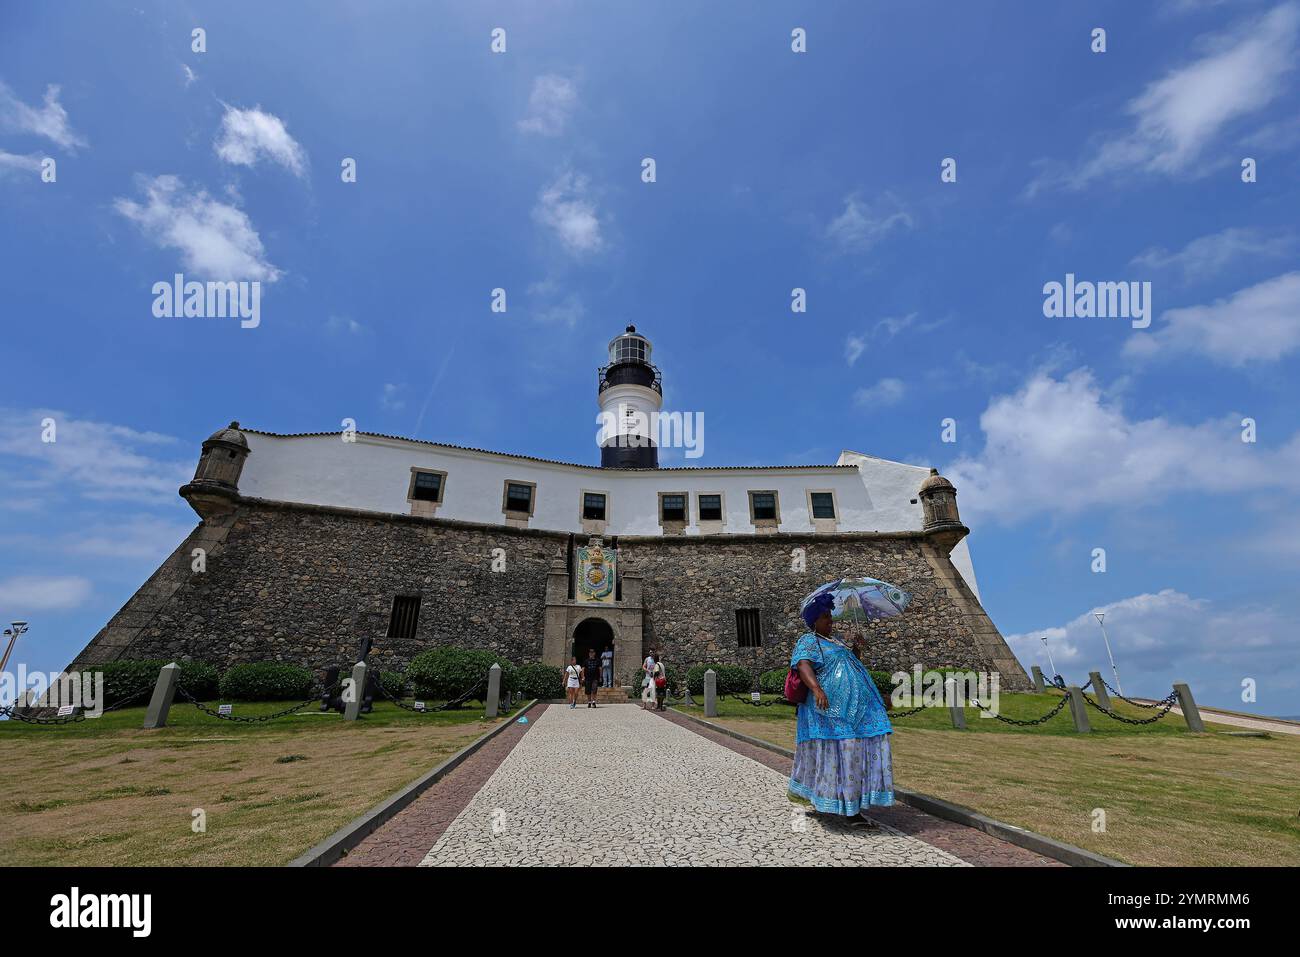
xmin=788 ymin=632 xmax=894 ymax=815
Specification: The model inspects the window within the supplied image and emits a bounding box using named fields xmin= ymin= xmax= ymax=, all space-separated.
xmin=750 ymin=491 xmax=778 ymax=522
xmin=810 ymin=491 xmax=836 ymax=519
xmin=583 ymin=492 xmax=607 ymax=521
xmin=407 ymin=468 xmax=447 ymax=509
xmin=698 ymin=494 xmax=722 ymax=522
xmin=412 ymin=471 xmax=442 ymax=502
xmin=387 ymin=595 xmax=421 ymax=640
xmin=736 ymin=608 xmax=762 ymax=647
xmin=504 ymin=481 xmax=534 ymax=514
xmin=661 ymin=493 xmax=686 ymax=522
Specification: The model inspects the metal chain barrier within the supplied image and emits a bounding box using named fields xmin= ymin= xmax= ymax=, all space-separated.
xmin=725 ymin=692 xmax=786 ymax=708
xmin=887 ymin=702 xmax=927 ymax=718
xmin=176 ymin=682 xmax=342 ymax=723
xmin=1083 ymin=689 xmax=1179 ymax=725
xmin=372 ymin=677 xmax=489 ymax=713
xmin=0 ymin=685 xmax=154 ymax=725
xmin=1101 ymin=678 xmax=1167 ymax=709
xmin=971 ymin=692 xmax=1071 ymax=726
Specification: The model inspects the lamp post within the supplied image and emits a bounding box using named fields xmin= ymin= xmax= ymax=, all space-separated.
xmin=1095 ymin=613 xmax=1122 ymax=696
xmin=1040 ymin=634 xmax=1058 ymax=683
xmin=1 ymin=620 xmax=28 ymax=677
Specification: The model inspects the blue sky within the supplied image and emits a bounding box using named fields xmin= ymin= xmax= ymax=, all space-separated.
xmin=2 ymin=1 xmax=1298 ymax=715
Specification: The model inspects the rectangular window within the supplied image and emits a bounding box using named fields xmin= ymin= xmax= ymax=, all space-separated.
xmin=583 ymin=492 xmax=607 ymax=521
xmin=505 ymin=482 xmax=533 ymax=513
xmin=751 ymin=492 xmax=777 ymax=522
xmin=661 ymin=493 xmax=686 ymax=522
xmin=810 ymin=491 xmax=836 ymax=519
xmin=698 ymin=494 xmax=722 ymax=522
xmin=412 ymin=471 xmax=442 ymax=502
xmin=387 ymin=595 xmax=421 ymax=640
xmin=736 ymin=608 xmax=762 ymax=648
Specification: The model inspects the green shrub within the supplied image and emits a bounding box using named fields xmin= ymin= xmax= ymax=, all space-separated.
xmin=219 ymin=662 xmax=316 ymax=701
xmin=406 ymin=648 xmax=517 ymax=704
xmin=759 ymin=667 xmax=788 ymax=696
xmin=85 ymin=659 xmax=220 ymax=706
xmin=685 ymin=663 xmax=754 ymax=695
xmin=868 ymin=669 xmax=896 ymax=699
xmin=516 ymin=663 xmax=564 ymax=699
xmin=377 ymin=670 xmax=407 ymax=699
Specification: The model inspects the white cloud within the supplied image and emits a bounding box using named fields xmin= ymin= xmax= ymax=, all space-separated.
xmin=1029 ymin=3 xmax=1300 ymax=194
xmin=826 ymin=192 xmax=912 ymax=252
xmin=68 ymin=516 xmax=196 ymax=560
xmin=0 ymin=575 xmax=92 ymax=611
xmin=380 ymin=383 xmax=407 ymax=411
xmin=0 ymin=408 xmax=192 ymax=505
xmin=518 ymin=74 xmax=577 ymax=136
xmin=214 ymin=105 xmax=306 ymax=177
xmin=1005 ymin=590 xmax=1296 ymax=705
xmin=847 ymin=314 xmax=928 ymax=365
xmin=0 ymin=149 xmax=43 ymax=176
xmin=1131 ymin=227 xmax=1293 ymax=280
xmin=114 ymin=174 xmax=281 ymax=282
xmin=182 ymin=64 xmax=197 ymax=88
xmin=844 ymin=335 xmax=866 ymax=366
xmin=1124 ymin=271 xmax=1300 ymax=365
xmin=853 ymin=378 xmax=906 ymax=407
xmin=944 ymin=368 xmax=1300 ymax=523
xmin=0 ymin=81 xmax=86 ymax=151
xmin=535 ymin=295 xmax=585 ymax=327
xmin=326 ymin=315 xmax=368 ymax=336
xmin=533 ymin=171 xmax=604 ymax=256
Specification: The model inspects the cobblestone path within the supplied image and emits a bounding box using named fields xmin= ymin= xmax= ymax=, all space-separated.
xmin=419 ymin=703 xmax=967 ymax=866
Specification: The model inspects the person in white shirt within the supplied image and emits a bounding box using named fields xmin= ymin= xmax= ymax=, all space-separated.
xmin=641 ymin=652 xmax=657 ymax=710
xmin=600 ymin=645 xmax=614 ymax=688
xmin=564 ymin=656 xmax=582 ymax=709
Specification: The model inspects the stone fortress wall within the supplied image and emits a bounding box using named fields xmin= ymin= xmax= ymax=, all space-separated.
xmin=72 ymin=496 xmax=1031 ymax=690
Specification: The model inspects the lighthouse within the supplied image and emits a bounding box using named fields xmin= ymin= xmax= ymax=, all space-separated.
xmin=598 ymin=325 xmax=662 ymax=469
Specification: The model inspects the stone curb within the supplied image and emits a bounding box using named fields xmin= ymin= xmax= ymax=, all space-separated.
xmin=287 ymin=700 xmax=539 ymax=867
xmin=669 ymin=707 xmax=1128 ymax=869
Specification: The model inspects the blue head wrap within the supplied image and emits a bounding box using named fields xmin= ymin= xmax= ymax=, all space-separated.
xmin=801 ymin=592 xmax=835 ymax=630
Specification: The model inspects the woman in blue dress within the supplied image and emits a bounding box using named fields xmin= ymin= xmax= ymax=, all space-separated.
xmin=788 ymin=591 xmax=893 ymax=825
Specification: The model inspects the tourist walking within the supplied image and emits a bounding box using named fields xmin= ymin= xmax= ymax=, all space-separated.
xmin=583 ymin=647 xmax=600 ymax=708
xmin=600 ymin=644 xmax=614 ymax=688
xmin=787 ymin=592 xmax=893 ymax=827
xmin=640 ymin=651 xmax=657 ymax=710
xmin=652 ymin=653 xmax=667 ymax=711
xmin=564 ymin=656 xmax=582 ymax=709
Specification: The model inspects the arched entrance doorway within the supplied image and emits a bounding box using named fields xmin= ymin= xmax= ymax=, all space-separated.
xmin=572 ymin=618 xmax=614 ymax=674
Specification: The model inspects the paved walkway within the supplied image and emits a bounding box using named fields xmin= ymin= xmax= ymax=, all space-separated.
xmin=1138 ymin=702 xmax=1300 ymax=736
xmin=419 ymin=703 xmax=967 ymax=866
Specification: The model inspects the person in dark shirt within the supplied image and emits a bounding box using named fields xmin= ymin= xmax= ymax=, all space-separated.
xmin=583 ymin=648 xmax=600 ymax=708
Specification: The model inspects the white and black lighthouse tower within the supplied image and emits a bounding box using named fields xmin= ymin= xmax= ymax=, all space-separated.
xmin=598 ymin=325 xmax=663 ymax=469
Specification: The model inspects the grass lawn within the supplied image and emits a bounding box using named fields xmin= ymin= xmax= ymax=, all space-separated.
xmin=0 ymin=699 xmax=521 ymax=866
xmin=680 ymin=692 xmax=1300 ymax=867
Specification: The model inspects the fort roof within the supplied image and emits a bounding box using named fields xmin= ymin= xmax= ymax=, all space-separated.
xmin=240 ymin=426 xmax=871 ymax=473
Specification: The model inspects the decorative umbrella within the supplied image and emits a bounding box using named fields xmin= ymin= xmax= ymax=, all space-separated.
xmin=799 ymin=576 xmax=912 ymax=626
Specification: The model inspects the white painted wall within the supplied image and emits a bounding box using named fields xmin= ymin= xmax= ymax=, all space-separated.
xmin=236 ymin=432 xmax=980 ymax=596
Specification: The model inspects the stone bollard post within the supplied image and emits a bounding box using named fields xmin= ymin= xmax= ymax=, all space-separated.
xmin=704 ymin=668 xmax=718 ymax=718
xmin=1088 ymin=671 xmax=1111 ymax=710
xmin=344 ymin=661 xmax=367 ymax=721
xmin=945 ymin=676 xmax=966 ymax=729
xmin=1066 ymin=685 xmax=1091 ymax=733
xmin=1173 ymin=683 xmax=1204 ymax=732
xmin=485 ymin=663 xmax=502 ymax=718
xmin=142 ymin=662 xmax=180 ymax=729
xmin=1031 ymin=665 xmax=1046 ymax=694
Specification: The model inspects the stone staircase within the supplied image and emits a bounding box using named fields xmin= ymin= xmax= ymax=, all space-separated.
xmin=596 ymin=686 xmax=631 ymax=704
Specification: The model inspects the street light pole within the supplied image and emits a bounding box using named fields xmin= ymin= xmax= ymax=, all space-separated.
xmin=0 ymin=621 xmax=29 ymax=677
xmin=1095 ymin=613 xmax=1122 ymax=696
xmin=1040 ymin=634 xmax=1059 ymax=683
